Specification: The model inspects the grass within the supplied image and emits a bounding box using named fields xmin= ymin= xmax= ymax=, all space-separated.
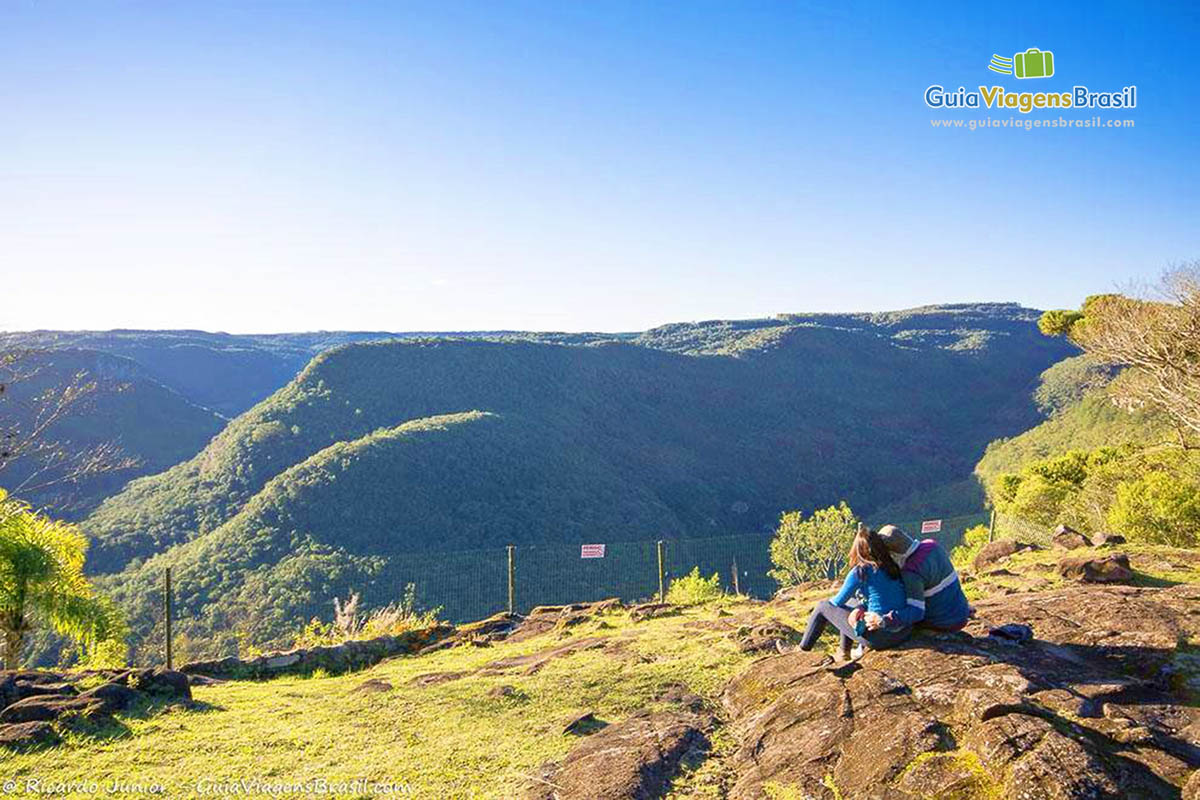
xmin=3 ymin=604 xmax=757 ymax=799
xmin=963 ymin=542 xmax=1200 ymax=600
xmin=8 ymin=543 xmax=1198 ymax=798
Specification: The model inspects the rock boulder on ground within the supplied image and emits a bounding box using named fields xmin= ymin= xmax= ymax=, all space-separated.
xmin=972 ymin=539 xmax=1036 ymax=571
xmin=0 ymin=721 xmax=59 ymax=747
xmin=1058 ymin=551 xmax=1134 ymax=583
xmin=525 ymin=709 xmax=712 ymax=799
xmin=721 ymin=583 xmax=1200 ymax=799
xmin=733 ymin=621 xmax=799 ymax=654
xmin=0 ymin=667 xmax=195 ymax=747
xmin=1052 ymin=524 xmax=1091 ymax=550
xmin=629 ymin=602 xmax=678 ymax=622
xmin=184 ymin=624 xmax=454 ymax=678
xmin=1090 ymin=530 xmax=1127 ymax=546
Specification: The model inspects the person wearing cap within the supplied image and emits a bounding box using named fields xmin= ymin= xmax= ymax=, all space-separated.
xmin=875 ymin=523 xmax=970 ymax=631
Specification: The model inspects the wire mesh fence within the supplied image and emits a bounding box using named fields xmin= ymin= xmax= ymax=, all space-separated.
xmin=152 ymin=510 xmax=991 ymax=664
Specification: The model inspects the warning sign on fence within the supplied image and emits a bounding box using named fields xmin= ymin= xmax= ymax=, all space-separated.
xmin=921 ymin=519 xmax=943 ymax=534
xmin=580 ymin=544 xmax=606 ymax=558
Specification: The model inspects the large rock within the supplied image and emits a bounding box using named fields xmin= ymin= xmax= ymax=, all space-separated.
xmin=629 ymin=602 xmax=678 ymax=622
xmin=721 ymin=583 xmax=1200 ymax=799
xmin=1052 ymin=524 xmax=1091 ymax=550
xmin=1089 ymin=530 xmax=1126 ymax=546
xmin=0 ymin=721 xmax=59 ymax=748
xmin=0 ymin=695 xmax=103 ymax=724
xmin=732 ymin=621 xmax=799 ymax=654
xmin=524 ymin=710 xmax=711 ymax=799
xmin=78 ymin=682 xmax=140 ymax=714
xmin=182 ymin=625 xmax=453 ymax=679
xmin=1058 ymin=552 xmax=1133 ymax=583
xmin=972 ymin=539 xmax=1029 ymax=571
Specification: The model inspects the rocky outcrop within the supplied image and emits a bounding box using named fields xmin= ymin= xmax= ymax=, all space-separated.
xmin=1058 ymin=551 xmax=1134 ymax=583
xmin=0 ymin=668 xmax=191 ymax=749
xmin=629 ymin=602 xmax=679 ymax=623
xmin=972 ymin=539 xmax=1038 ymax=571
xmin=733 ymin=621 xmax=800 ymax=654
xmin=721 ymin=582 xmax=1200 ymax=799
xmin=1091 ymin=530 xmax=1128 ymax=547
xmin=181 ymin=624 xmax=454 ymax=679
xmin=525 ymin=709 xmax=713 ymax=799
xmin=1053 ymin=524 xmax=1092 ymax=550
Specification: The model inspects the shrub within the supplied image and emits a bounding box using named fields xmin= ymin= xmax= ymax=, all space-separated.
xmin=294 ymin=584 xmax=441 ymax=648
xmin=665 ymin=567 xmax=724 ymax=606
xmin=768 ymin=502 xmax=859 ymax=587
xmin=1107 ymin=471 xmax=1200 ymax=547
xmin=950 ymin=524 xmax=991 ymax=570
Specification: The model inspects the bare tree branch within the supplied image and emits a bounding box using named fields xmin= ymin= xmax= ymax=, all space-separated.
xmin=0 ymin=347 xmax=140 ymax=507
xmin=1069 ymin=262 xmax=1200 ymax=446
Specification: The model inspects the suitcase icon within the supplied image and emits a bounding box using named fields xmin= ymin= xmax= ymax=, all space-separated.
xmin=1014 ymin=48 xmax=1054 ymax=79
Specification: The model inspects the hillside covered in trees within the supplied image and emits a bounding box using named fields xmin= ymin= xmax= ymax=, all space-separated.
xmin=0 ymin=349 xmax=225 ymax=517
xmin=64 ymin=303 xmax=1075 ymax=654
xmin=976 ymin=285 xmax=1200 ymax=549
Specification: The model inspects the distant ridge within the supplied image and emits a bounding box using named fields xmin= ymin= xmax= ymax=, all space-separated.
xmin=51 ymin=303 xmax=1077 ymax=655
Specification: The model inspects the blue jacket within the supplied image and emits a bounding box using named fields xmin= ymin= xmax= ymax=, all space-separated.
xmin=830 ymin=564 xmax=908 ymax=618
xmin=890 ymin=539 xmax=970 ymax=630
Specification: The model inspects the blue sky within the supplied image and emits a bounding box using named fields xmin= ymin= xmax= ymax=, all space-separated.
xmin=2 ymin=1 xmax=1197 ymax=332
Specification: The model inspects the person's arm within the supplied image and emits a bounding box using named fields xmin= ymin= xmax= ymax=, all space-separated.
xmin=829 ymin=568 xmax=861 ymax=609
xmin=885 ymin=570 xmax=927 ymax=627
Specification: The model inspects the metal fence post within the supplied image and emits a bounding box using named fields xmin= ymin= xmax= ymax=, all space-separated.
xmin=988 ymin=509 xmax=997 ymax=542
xmin=731 ymin=558 xmax=740 ymax=596
xmin=164 ymin=567 xmax=173 ymax=671
xmin=506 ymin=545 xmax=515 ymax=614
xmin=656 ymin=540 xmax=665 ymax=602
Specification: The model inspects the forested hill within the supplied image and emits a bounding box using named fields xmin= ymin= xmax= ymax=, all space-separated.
xmin=74 ymin=303 xmax=1075 ymax=651
xmin=0 ymin=349 xmax=225 ymax=517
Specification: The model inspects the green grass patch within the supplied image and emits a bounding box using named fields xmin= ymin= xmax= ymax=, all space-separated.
xmin=5 ymin=603 xmax=757 ymax=798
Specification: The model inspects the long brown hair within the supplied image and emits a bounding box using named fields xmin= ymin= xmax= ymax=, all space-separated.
xmin=849 ymin=524 xmax=901 ymax=580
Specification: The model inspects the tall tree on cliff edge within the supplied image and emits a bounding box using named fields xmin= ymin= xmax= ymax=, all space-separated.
xmin=1039 ymin=263 xmax=1200 ymax=449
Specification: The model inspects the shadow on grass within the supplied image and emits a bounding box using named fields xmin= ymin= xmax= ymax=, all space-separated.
xmin=4 ymin=695 xmax=227 ymax=754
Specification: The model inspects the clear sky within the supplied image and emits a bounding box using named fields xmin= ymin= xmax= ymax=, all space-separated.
xmin=2 ymin=1 xmax=1197 ymax=333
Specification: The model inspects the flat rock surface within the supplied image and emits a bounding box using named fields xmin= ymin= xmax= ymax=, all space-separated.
xmin=722 ymin=583 xmax=1200 ymax=799
xmin=524 ymin=709 xmax=712 ymax=799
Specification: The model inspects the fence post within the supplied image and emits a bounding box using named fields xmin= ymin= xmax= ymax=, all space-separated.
xmin=988 ymin=509 xmax=997 ymax=542
xmin=164 ymin=567 xmax=173 ymax=671
xmin=506 ymin=545 xmax=515 ymax=615
xmin=656 ymin=540 xmax=665 ymax=602
xmin=731 ymin=558 xmax=740 ymax=596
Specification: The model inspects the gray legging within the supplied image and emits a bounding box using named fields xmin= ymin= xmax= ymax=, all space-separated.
xmin=799 ymin=600 xmax=911 ymax=652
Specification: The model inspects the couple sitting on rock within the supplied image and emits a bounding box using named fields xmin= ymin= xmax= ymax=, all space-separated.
xmin=799 ymin=523 xmax=970 ymax=660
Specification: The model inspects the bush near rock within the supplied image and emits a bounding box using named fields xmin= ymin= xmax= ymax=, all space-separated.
xmin=1058 ymin=552 xmax=1134 ymax=583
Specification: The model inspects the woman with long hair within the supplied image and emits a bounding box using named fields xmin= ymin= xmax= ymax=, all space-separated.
xmin=798 ymin=523 xmax=913 ymax=660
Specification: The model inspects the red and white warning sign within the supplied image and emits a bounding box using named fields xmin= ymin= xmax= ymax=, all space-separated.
xmin=580 ymin=544 xmax=606 ymax=558
xmin=920 ymin=519 xmax=943 ymax=534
